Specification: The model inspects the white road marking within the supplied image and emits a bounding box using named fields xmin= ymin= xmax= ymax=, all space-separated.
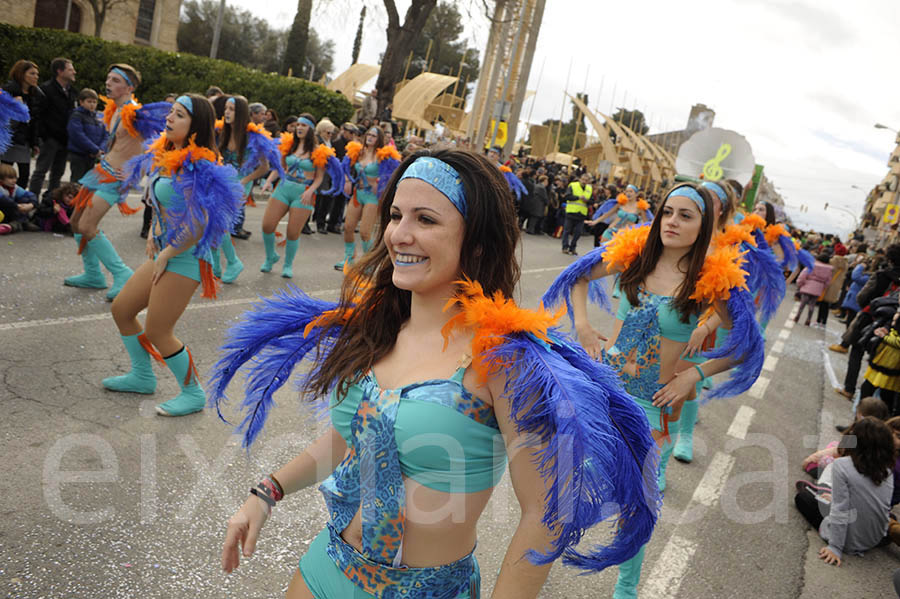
xmin=770 ymin=340 xmax=785 ymax=354
xmin=778 ymin=329 xmax=791 ymax=340
xmin=784 ymin=319 xmax=795 ymax=329
xmin=748 ymin=376 xmax=770 ymax=399
xmin=762 ymin=355 xmax=779 ymax=372
xmin=690 ymin=451 xmax=737 ymax=507
xmin=642 ymin=534 xmax=699 ymax=599
xmin=823 ymin=346 xmax=840 ymax=389
xmin=726 ymin=405 xmax=756 ymax=440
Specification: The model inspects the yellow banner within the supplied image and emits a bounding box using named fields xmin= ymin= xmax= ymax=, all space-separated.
xmin=884 ymin=205 xmax=899 ymax=224
xmin=485 ymin=121 xmax=508 ymax=148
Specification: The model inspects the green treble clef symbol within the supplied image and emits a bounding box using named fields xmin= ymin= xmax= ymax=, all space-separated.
xmin=703 ymin=143 xmax=732 ymax=181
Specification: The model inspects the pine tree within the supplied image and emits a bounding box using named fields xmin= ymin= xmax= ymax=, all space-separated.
xmin=351 ymin=6 xmax=366 ymax=66
xmin=284 ymin=0 xmax=313 ymax=77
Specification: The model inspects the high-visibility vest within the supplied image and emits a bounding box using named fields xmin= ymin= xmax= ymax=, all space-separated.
xmin=565 ymin=182 xmax=592 ymax=216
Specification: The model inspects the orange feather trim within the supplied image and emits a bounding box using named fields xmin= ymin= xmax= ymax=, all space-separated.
xmin=100 ymin=95 xmax=117 ymax=128
xmin=138 ymin=333 xmax=165 ymax=364
xmin=637 ymin=199 xmax=650 ymax=211
xmin=689 ymin=245 xmax=749 ymax=305
xmin=441 ymin=278 xmax=564 ymax=384
xmin=793 ymin=238 xmax=801 ymax=250
xmin=740 ymin=213 xmax=767 ymax=232
xmin=713 ymin=224 xmax=756 ymax=250
xmin=345 ymin=141 xmax=362 ymax=164
xmin=499 ymin=164 xmax=512 ymax=173
xmin=117 ymin=201 xmax=143 ymax=215
xmin=376 ymin=145 xmax=401 ymax=163
xmin=214 ymin=118 xmax=224 ymax=131
xmin=601 ymin=226 xmax=651 ymax=273
xmin=119 ymin=102 xmax=142 ymax=139
xmin=246 ymin=122 xmax=271 ymax=139
xmin=278 ymin=132 xmax=294 ymax=157
xmin=72 ymin=186 xmax=95 ymax=212
xmin=199 ymin=259 xmax=221 ymax=299
xmin=150 ymin=134 xmax=218 ymax=176
xmin=312 ymin=144 xmax=336 ymax=169
xmin=617 ymin=193 xmax=628 ymax=205
xmin=764 ymin=223 xmax=789 ymax=247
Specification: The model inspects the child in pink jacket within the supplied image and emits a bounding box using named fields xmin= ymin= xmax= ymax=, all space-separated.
xmin=796 ymin=253 xmax=834 ymax=326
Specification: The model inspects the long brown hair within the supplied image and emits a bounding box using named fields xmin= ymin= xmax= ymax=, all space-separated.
xmin=304 ymin=149 xmax=521 ymax=400
xmin=288 ymin=112 xmax=317 ymax=156
xmin=8 ymin=60 xmax=38 ymax=89
xmin=705 ymin=181 xmax=735 ymax=230
xmin=218 ymin=95 xmax=250 ymax=166
xmin=839 ymin=417 xmax=896 ymax=486
xmin=619 ymin=182 xmax=716 ymax=321
xmin=165 ymin=93 xmax=217 ymax=155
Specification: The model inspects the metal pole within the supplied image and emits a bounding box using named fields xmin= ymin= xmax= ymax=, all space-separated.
xmin=474 ymin=0 xmax=513 ymax=151
xmin=210 ymin=0 xmax=226 ymax=59
xmin=488 ymin=0 xmax=528 ymax=150
xmin=553 ymin=58 xmax=573 ymax=154
xmin=505 ymin=0 xmax=545 ymax=155
xmin=63 ymin=0 xmax=73 ymax=31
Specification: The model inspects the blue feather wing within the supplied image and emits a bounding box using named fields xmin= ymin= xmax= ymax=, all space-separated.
xmin=542 ymin=247 xmax=612 ymax=325
xmin=168 ymin=158 xmax=244 ymax=257
xmin=797 ymin=248 xmax=815 ymax=271
xmin=208 ymin=285 xmax=340 ymax=448
xmin=134 ymin=102 xmax=169 ymax=140
xmin=485 ymin=332 xmax=660 ymax=571
xmin=504 ymin=170 xmax=528 ymax=201
xmin=752 ymin=229 xmax=769 ymax=250
xmin=0 ymin=91 xmax=29 ymax=155
xmin=341 ymin=155 xmax=358 ymax=187
xmin=377 ymin=157 xmax=400 ymax=197
xmin=243 ymin=129 xmax=285 ymax=180
xmin=701 ymin=288 xmax=765 ymax=400
xmin=777 ymin=235 xmax=798 ymax=270
xmin=743 ymin=242 xmax=785 ymax=323
xmin=120 ymin=140 xmax=158 ymax=193
xmin=323 ymin=155 xmax=344 ymax=196
xmin=593 ymin=199 xmax=618 ymax=220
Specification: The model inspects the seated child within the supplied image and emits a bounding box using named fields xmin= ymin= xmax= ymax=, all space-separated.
xmin=802 ymin=396 xmax=890 ymax=478
xmin=37 ymin=182 xmax=78 ymax=234
xmin=0 ymin=163 xmax=39 ymax=234
xmin=794 ymin=417 xmax=896 ymax=565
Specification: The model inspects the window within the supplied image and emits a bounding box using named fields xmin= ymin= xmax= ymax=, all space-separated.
xmin=135 ymin=0 xmax=156 ymax=42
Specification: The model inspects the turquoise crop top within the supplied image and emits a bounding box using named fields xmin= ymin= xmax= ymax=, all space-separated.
xmin=355 ymin=161 xmax=379 ymax=190
xmin=153 ymin=176 xmax=174 ymax=209
xmin=330 ymin=368 xmax=507 ymax=493
xmin=616 ymin=208 xmax=640 ymax=223
xmin=615 ymin=284 xmax=698 ymax=343
xmin=285 ymin=155 xmax=315 ymax=183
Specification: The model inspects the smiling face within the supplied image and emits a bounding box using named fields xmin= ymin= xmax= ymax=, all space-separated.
xmin=385 ymin=178 xmax=465 ymax=297
xmin=223 ymin=101 xmax=234 ymax=124
xmin=105 ymin=71 xmax=133 ymax=102
xmin=165 ymin=102 xmax=192 ymax=146
xmin=659 ymin=193 xmax=704 ymax=249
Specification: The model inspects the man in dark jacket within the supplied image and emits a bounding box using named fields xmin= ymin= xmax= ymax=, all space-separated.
xmin=29 ymin=57 xmax=77 ymax=197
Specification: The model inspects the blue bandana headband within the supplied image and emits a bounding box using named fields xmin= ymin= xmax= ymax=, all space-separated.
xmin=626 ymin=184 xmax=638 ymax=192
xmin=667 ymin=185 xmax=706 ymax=214
xmin=110 ymin=67 xmax=134 ymax=88
xmin=225 ymin=97 xmax=235 ymax=105
xmin=298 ymin=116 xmax=316 ymax=129
xmin=175 ymin=95 xmax=193 ymax=114
xmin=701 ymin=182 xmax=728 ymax=207
xmin=399 ymin=157 xmax=467 ymax=219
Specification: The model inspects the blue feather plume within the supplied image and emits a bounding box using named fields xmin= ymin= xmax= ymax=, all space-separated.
xmin=542 ymin=247 xmax=612 ymax=325
xmin=243 ymin=128 xmax=285 ymax=179
xmin=504 ymin=169 xmax=528 ymax=201
xmin=701 ymin=288 xmax=765 ymax=400
xmin=323 ymin=154 xmax=344 ymax=196
xmin=0 ymin=91 xmax=29 ymax=155
xmin=483 ymin=332 xmax=660 ymax=571
xmin=643 ymin=209 xmax=654 ymax=222
xmin=208 ymin=285 xmax=340 ymax=448
xmin=743 ymin=242 xmax=786 ymax=324
xmin=797 ymin=248 xmax=814 ymax=271
xmin=377 ymin=156 xmax=400 ymax=197
xmin=167 ymin=157 xmax=244 ymax=257
xmin=593 ymin=199 xmax=618 ymax=220
xmin=751 ymin=228 xmax=769 ymax=250
xmin=133 ymin=102 xmax=169 ymax=140
xmin=777 ymin=235 xmax=799 ymax=270
xmin=341 ymin=155 xmax=359 ymax=186
xmin=121 ymin=139 xmax=158 ymax=193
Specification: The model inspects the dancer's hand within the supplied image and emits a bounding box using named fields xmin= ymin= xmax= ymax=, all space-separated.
xmin=222 ymin=495 xmax=270 ymax=573
xmin=261 ymin=181 xmax=271 ymax=193
xmin=652 ymin=367 xmax=701 ymax=408
xmin=683 ymin=325 xmax=709 ymax=358
xmin=575 ymin=323 xmax=607 ymax=360
xmin=152 ymin=249 xmax=171 ymax=285
xmin=301 ymin=188 xmax=315 ymax=207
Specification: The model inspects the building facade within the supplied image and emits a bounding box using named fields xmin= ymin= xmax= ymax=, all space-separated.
xmin=1 ymin=0 xmax=181 ymax=52
xmin=867 ymin=131 xmax=900 ymax=220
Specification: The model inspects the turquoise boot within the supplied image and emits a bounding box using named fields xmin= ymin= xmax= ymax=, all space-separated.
xmin=157 ymin=346 xmax=206 ymax=416
xmin=361 ymin=238 xmax=372 ymax=253
xmin=102 ymin=333 xmax=158 ymax=394
xmin=658 ymin=426 xmax=678 ymax=492
xmin=260 ymin=231 xmax=279 ymax=272
xmin=674 ymin=400 xmax=699 ymax=463
xmin=210 ymin=248 xmax=222 ymax=278
xmin=282 ymin=238 xmax=299 ymax=278
xmin=91 ymin=231 xmax=133 ymax=301
xmin=334 ymin=241 xmax=355 ymax=271
xmin=64 ymin=234 xmax=108 ymax=289
xmin=613 ymin=545 xmax=646 ymax=599
xmin=220 ymin=233 xmax=243 ymax=283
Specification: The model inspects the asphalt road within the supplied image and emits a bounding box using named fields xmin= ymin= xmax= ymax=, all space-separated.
xmin=2 ymin=198 xmax=897 ymax=598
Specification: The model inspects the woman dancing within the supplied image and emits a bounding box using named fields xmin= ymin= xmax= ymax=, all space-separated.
xmin=261 ymin=114 xmax=341 ymax=278
xmin=104 ymin=94 xmax=243 ymax=416
xmin=215 ymin=95 xmax=283 ymax=283
xmin=335 ymin=126 xmax=401 ymax=271
xmin=543 ymin=182 xmax=765 ymax=598
xmin=210 ymin=149 xmax=662 ymax=597
xmin=66 ymin=64 xmax=168 ymax=300
xmin=589 ymin=184 xmax=653 ymax=242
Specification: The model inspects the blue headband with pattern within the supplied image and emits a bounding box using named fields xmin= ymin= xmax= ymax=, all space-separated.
xmin=225 ymin=97 xmax=235 ymax=105
xmin=626 ymin=184 xmax=638 ymax=192
xmin=175 ymin=95 xmax=193 ymax=114
xmin=110 ymin=67 xmax=134 ymax=87
xmin=298 ymin=116 xmax=316 ymax=129
xmin=399 ymin=157 xmax=467 ymax=219
xmin=667 ymin=185 xmax=706 ymax=214
xmin=701 ymin=181 xmax=728 ymax=207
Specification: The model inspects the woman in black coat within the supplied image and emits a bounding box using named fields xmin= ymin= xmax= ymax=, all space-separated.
xmin=1 ymin=60 xmax=43 ymax=188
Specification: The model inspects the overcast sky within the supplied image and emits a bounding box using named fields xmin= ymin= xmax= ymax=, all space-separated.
xmin=226 ymin=0 xmax=900 ymax=237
